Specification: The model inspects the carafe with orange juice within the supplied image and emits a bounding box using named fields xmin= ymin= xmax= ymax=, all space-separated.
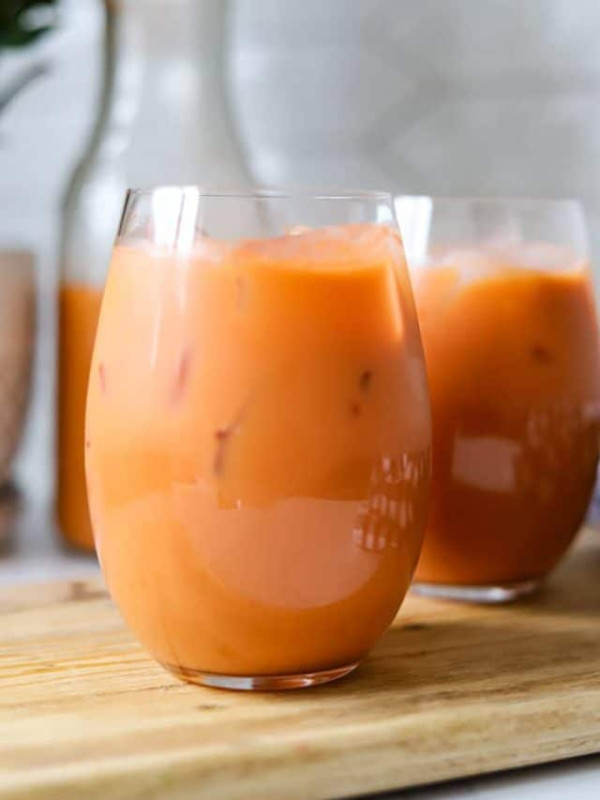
xmin=57 ymin=0 xmax=129 ymax=550
xmin=85 ymin=188 xmax=431 ymax=689
xmin=397 ymin=196 xmax=600 ymax=602
xmin=57 ymin=1 xmax=251 ymax=550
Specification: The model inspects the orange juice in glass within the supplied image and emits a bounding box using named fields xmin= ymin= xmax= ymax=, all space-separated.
xmin=397 ymin=196 xmax=600 ymax=602
xmin=85 ymin=188 xmax=431 ymax=689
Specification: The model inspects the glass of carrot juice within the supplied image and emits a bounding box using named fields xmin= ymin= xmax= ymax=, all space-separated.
xmin=85 ymin=188 xmax=431 ymax=690
xmin=397 ymin=196 xmax=600 ymax=603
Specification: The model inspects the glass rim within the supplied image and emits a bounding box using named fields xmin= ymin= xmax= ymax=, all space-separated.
xmin=394 ymin=194 xmax=584 ymax=209
xmin=124 ymin=186 xmax=393 ymax=202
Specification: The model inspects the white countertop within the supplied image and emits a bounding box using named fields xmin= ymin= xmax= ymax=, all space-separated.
xmin=1 ymin=502 xmax=599 ymax=799
xmin=396 ymin=757 xmax=600 ymax=799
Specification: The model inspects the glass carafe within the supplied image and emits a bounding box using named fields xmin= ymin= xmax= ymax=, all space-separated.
xmin=57 ymin=0 xmax=250 ymax=550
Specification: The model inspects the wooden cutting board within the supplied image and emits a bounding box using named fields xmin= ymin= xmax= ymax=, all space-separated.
xmin=2 ymin=530 xmax=600 ymax=800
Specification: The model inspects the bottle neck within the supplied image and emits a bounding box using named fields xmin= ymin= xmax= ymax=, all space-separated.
xmin=65 ymin=0 xmax=249 ymax=194
xmin=81 ymin=0 xmax=139 ymax=169
xmin=124 ymin=0 xmax=250 ymax=185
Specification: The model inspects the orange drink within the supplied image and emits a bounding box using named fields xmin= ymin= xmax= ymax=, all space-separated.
xmin=399 ymin=197 xmax=600 ymax=602
xmin=57 ymin=284 xmax=103 ymax=550
xmin=86 ymin=188 xmax=431 ymax=689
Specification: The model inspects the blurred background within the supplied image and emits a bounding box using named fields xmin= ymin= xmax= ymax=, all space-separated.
xmin=1 ymin=0 xmax=599 ymax=550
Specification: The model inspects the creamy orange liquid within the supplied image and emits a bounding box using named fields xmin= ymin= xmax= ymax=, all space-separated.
xmin=57 ymin=284 xmax=102 ymax=550
xmin=86 ymin=225 xmax=431 ymax=677
xmin=413 ymin=247 xmax=600 ymax=586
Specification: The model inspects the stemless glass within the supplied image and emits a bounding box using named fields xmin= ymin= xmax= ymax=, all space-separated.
xmin=397 ymin=196 xmax=600 ymax=603
xmin=86 ymin=187 xmax=431 ymax=690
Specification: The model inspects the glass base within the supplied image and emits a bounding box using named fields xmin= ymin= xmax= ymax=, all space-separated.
xmin=163 ymin=661 xmax=359 ymax=691
xmin=412 ymin=577 xmax=541 ymax=604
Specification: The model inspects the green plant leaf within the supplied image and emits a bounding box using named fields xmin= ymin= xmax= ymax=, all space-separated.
xmin=0 ymin=0 xmax=59 ymax=49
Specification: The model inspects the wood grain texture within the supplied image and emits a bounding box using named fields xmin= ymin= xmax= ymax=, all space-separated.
xmin=2 ymin=530 xmax=600 ymax=800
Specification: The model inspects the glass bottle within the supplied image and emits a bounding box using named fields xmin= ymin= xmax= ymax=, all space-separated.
xmin=57 ymin=0 xmax=136 ymax=549
xmin=57 ymin=0 xmax=250 ymax=550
